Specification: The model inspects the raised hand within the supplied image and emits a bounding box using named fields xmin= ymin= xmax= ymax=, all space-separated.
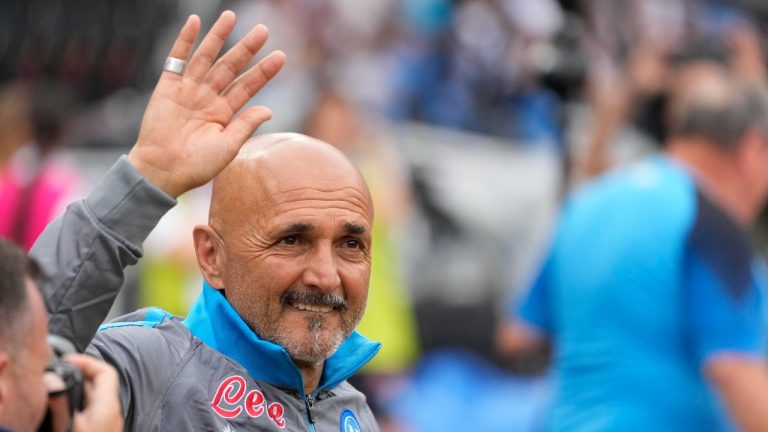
xmin=127 ymin=11 xmax=286 ymax=197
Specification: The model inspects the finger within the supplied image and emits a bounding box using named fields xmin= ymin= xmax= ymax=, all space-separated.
xmin=223 ymin=106 xmax=273 ymax=147
xmin=65 ymin=354 xmax=120 ymax=402
xmin=65 ymin=354 xmax=101 ymax=379
xmin=186 ymin=10 xmax=237 ymax=82
xmin=43 ymin=371 xmax=67 ymax=393
xmin=163 ymin=15 xmax=201 ymax=80
xmin=67 ymin=354 xmax=124 ymax=430
xmin=222 ymin=50 xmax=286 ymax=112
xmin=47 ymin=392 xmax=71 ymax=432
xmin=205 ymin=24 xmax=270 ymax=94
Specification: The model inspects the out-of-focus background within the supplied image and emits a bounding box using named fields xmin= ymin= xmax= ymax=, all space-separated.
xmin=2 ymin=0 xmax=767 ymax=430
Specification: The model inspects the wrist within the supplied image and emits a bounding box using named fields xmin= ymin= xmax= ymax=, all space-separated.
xmin=126 ymin=149 xmax=183 ymax=198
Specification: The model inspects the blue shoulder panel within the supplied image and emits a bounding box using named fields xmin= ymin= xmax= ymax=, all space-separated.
xmin=98 ymin=307 xmax=174 ymax=331
xmin=687 ymin=190 xmax=752 ymax=299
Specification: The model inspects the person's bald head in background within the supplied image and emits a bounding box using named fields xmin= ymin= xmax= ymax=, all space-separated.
xmin=193 ymin=133 xmax=374 ymax=368
xmin=666 ymin=60 xmax=768 ymax=224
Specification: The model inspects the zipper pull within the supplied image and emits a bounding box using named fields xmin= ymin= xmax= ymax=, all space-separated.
xmin=305 ymin=394 xmax=316 ymax=424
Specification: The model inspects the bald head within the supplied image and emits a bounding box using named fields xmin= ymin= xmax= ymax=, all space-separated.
xmin=667 ymin=62 xmax=768 ymax=150
xmin=209 ymin=133 xmax=373 ymax=234
xmin=194 ymin=133 xmax=375 ymax=365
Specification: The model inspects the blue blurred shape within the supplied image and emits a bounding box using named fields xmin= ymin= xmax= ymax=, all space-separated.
xmin=388 ymin=349 xmax=551 ymax=432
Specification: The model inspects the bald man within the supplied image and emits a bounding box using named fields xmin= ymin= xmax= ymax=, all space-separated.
xmin=196 ymin=135 xmax=374 ymax=391
xmin=35 ymin=134 xmax=380 ymax=432
xmin=497 ymin=62 xmax=768 ymax=430
xmin=29 ymin=11 xmax=381 ymax=432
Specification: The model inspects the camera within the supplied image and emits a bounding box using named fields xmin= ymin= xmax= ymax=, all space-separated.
xmin=38 ymin=335 xmax=84 ymax=432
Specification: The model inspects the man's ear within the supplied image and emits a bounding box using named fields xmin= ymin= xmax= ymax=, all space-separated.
xmin=735 ymin=126 xmax=768 ymax=191
xmin=737 ymin=126 xmax=767 ymax=167
xmin=192 ymin=225 xmax=226 ymax=289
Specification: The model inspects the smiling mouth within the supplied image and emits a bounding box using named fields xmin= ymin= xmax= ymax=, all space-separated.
xmin=291 ymin=302 xmax=334 ymax=313
xmin=282 ymin=290 xmax=348 ymax=313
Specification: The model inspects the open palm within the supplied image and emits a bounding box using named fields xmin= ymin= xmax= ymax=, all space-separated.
xmin=128 ymin=11 xmax=286 ymax=197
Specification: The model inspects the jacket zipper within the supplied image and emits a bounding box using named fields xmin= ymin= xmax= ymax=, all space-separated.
xmin=305 ymin=394 xmax=316 ymax=432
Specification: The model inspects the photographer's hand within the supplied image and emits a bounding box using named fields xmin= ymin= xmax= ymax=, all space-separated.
xmin=65 ymin=354 xmax=123 ymax=432
xmin=127 ymin=10 xmax=286 ymax=198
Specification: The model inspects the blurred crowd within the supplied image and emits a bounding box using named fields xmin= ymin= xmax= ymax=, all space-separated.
xmin=2 ymin=0 xmax=768 ymax=430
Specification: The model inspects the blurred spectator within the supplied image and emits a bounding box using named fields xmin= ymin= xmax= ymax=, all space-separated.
xmin=389 ymin=0 xmax=566 ymax=148
xmin=570 ymin=0 xmax=768 ymax=186
xmin=138 ymin=185 xmax=211 ymax=316
xmin=0 ymin=0 xmax=177 ymax=99
xmin=384 ymin=123 xmax=561 ymax=431
xmin=0 ymin=80 xmax=82 ymax=251
xmin=498 ymin=61 xmax=768 ymax=430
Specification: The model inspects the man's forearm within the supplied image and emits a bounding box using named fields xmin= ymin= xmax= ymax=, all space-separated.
xmin=30 ymin=8 xmax=284 ymax=351
xmin=707 ymin=354 xmax=768 ymax=432
xmin=30 ymin=156 xmax=176 ymax=351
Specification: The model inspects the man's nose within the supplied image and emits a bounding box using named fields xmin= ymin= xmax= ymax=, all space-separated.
xmin=302 ymin=244 xmax=341 ymax=291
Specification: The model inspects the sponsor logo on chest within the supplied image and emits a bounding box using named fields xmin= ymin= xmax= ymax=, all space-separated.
xmin=211 ymin=375 xmax=287 ymax=428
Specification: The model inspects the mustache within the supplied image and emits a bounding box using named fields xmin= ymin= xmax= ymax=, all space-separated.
xmin=281 ymin=290 xmax=348 ymax=310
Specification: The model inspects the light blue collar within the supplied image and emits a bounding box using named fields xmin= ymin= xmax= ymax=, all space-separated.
xmin=183 ymin=281 xmax=381 ymax=395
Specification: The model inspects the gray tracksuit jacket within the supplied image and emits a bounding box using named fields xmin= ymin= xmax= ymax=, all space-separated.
xmin=30 ymin=157 xmax=381 ymax=432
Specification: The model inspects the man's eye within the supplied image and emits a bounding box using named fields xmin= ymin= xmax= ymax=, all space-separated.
xmin=344 ymin=239 xmax=361 ymax=249
xmin=281 ymin=236 xmax=298 ymax=245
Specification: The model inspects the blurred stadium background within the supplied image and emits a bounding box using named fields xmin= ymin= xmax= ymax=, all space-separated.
xmin=2 ymin=0 xmax=767 ymax=430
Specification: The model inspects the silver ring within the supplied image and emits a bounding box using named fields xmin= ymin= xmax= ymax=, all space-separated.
xmin=163 ymin=57 xmax=187 ymax=75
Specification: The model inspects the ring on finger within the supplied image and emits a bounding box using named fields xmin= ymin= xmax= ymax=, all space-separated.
xmin=163 ymin=57 xmax=188 ymax=75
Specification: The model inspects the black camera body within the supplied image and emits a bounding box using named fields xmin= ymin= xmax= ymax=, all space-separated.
xmin=38 ymin=335 xmax=84 ymax=432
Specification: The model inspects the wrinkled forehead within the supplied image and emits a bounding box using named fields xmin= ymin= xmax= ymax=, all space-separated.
xmin=211 ymin=134 xmax=374 ymax=229
xmin=257 ymin=157 xmax=372 ymax=217
xmin=243 ymin=133 xmax=363 ymax=178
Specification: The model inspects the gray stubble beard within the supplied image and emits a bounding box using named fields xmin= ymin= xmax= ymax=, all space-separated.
xmin=226 ymin=271 xmax=366 ymax=364
xmin=238 ymin=298 xmax=362 ymax=364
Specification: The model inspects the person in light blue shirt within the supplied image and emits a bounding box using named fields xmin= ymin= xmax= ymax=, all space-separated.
xmin=498 ymin=61 xmax=768 ymax=431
